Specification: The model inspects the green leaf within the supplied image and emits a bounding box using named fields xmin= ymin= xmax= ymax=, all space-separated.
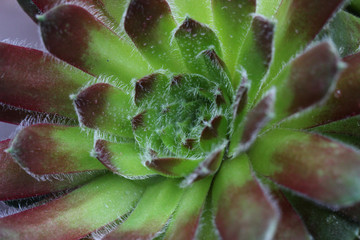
xmin=212 ymin=154 xmax=279 ymax=240
xmin=164 ymin=177 xmax=212 ymax=240
xmin=281 ymin=51 xmax=360 ymax=129
xmin=94 ymin=139 xmax=156 ymax=178
xmin=103 ymin=178 xmax=183 ymax=240
xmin=229 ymin=88 xmax=275 ymax=157
xmin=39 ymin=4 xmax=151 ymax=86
xmin=236 ymin=15 xmax=274 ymax=99
xmin=264 ymin=0 xmax=346 ymax=86
xmin=9 ymin=124 xmax=106 ymax=176
xmin=0 ymin=42 xmax=93 ymax=120
xmin=74 ymin=83 xmax=136 ymax=138
xmin=263 ymin=41 xmax=343 ymax=126
xmin=283 ymin=189 xmax=360 ymax=240
xmin=175 ymin=18 xmax=222 ymax=74
xmin=212 ymin=0 xmax=256 ymax=76
xmin=0 ymin=139 xmax=102 ymax=200
xmin=249 ymin=128 xmax=360 ymax=207
xmin=171 ymin=0 xmax=213 ymax=26
xmin=124 ymin=0 xmax=186 ymax=72
xmin=319 ymin=10 xmax=360 ymax=57
xmin=309 ymin=115 xmax=360 ymax=148
xmin=0 ymin=174 xmax=144 ymax=240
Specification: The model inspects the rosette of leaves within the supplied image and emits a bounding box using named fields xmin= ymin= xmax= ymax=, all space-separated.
xmin=1 ymin=0 xmax=360 ymax=239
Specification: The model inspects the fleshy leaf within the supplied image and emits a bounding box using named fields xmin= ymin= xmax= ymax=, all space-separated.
xmin=170 ymin=0 xmax=213 ymax=26
xmin=0 ymin=174 xmax=144 ymax=240
xmin=134 ymin=73 xmax=169 ymax=108
xmin=197 ymin=49 xmax=233 ymax=103
xmin=271 ymin=188 xmax=311 ymax=240
xmin=249 ymin=128 xmax=360 ymax=207
xmin=0 ymin=43 xmax=93 ymax=120
xmin=200 ymin=115 xmax=228 ymax=152
xmin=319 ymin=10 xmax=360 ymax=57
xmin=283 ymin=189 xmax=360 ymax=240
xmin=124 ymin=0 xmax=186 ymax=72
xmin=281 ymin=51 xmax=360 ymax=129
xmin=265 ymin=0 xmax=346 ymax=83
xmin=0 ymin=139 xmax=102 ymax=200
xmin=8 ymin=124 xmax=106 ymax=176
xmin=212 ymin=154 xmax=279 ymax=240
xmin=164 ymin=177 xmax=212 ymax=240
xmin=265 ymin=41 xmax=343 ymax=125
xmin=145 ymin=157 xmax=203 ymax=178
xmin=74 ymin=83 xmax=135 ymax=138
xmin=182 ymin=148 xmax=224 ymax=187
xmin=0 ymin=104 xmax=45 ymax=125
xmin=194 ymin=193 xmax=219 ymax=240
xmin=256 ymin=0 xmax=282 ymax=17
xmin=212 ymin=0 xmax=256 ymax=75
xmin=19 ymin=0 xmax=121 ymax=28
xmin=229 ymin=88 xmax=275 ymax=157
xmin=236 ymin=15 xmax=274 ymax=98
xmin=175 ymin=18 xmax=222 ymax=74
xmin=94 ymin=139 xmax=156 ymax=178
xmin=39 ymin=4 xmax=151 ymax=85
xmin=103 ymin=178 xmax=183 ymax=240
xmin=309 ymin=115 xmax=360 ymax=148
xmin=100 ymin=0 xmax=131 ymax=25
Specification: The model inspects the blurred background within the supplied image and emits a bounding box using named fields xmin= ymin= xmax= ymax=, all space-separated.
xmin=0 ymin=1 xmax=42 ymax=140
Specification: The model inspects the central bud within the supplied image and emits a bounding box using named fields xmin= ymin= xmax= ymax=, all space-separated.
xmin=132 ymin=73 xmax=231 ymax=160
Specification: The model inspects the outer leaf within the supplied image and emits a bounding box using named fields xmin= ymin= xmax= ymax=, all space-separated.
xmin=124 ymin=0 xmax=186 ymax=72
xmin=281 ymin=52 xmax=360 ymax=129
xmin=212 ymin=154 xmax=279 ymax=240
xmin=74 ymin=83 xmax=135 ymax=138
xmin=39 ymin=4 xmax=151 ymax=86
xmin=0 ymin=139 xmax=101 ymax=200
xmin=170 ymin=0 xmax=213 ymax=26
xmin=236 ymin=15 xmax=274 ymax=98
xmin=0 ymin=174 xmax=144 ymax=240
xmin=310 ymin=115 xmax=360 ymax=148
xmin=95 ymin=139 xmax=156 ymax=178
xmin=18 ymin=0 xmax=119 ymax=27
xmin=175 ymin=18 xmax=222 ymax=74
xmin=211 ymin=0 xmax=256 ymax=76
xmin=283 ymin=189 xmax=360 ymax=240
xmin=8 ymin=124 xmax=106 ymax=176
xmin=194 ymin=193 xmax=219 ymax=240
xmin=0 ymin=104 xmax=45 ymax=125
xmin=0 ymin=43 xmax=93 ymax=120
xmin=249 ymin=128 xmax=360 ymax=207
xmin=103 ymin=179 xmax=183 ymax=240
xmin=319 ymin=10 xmax=360 ymax=57
xmin=146 ymin=157 xmax=203 ymax=178
xmin=256 ymin=0 xmax=282 ymax=17
xmin=101 ymin=0 xmax=130 ymax=25
xmin=265 ymin=0 xmax=346 ymax=83
xmin=271 ymin=188 xmax=310 ymax=240
xmin=265 ymin=42 xmax=343 ymax=125
xmin=164 ymin=177 xmax=212 ymax=240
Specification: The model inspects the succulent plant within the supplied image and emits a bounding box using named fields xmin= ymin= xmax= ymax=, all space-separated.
xmin=1 ymin=0 xmax=360 ymax=239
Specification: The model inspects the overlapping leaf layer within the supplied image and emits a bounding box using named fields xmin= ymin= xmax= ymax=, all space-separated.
xmin=1 ymin=0 xmax=360 ymax=239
